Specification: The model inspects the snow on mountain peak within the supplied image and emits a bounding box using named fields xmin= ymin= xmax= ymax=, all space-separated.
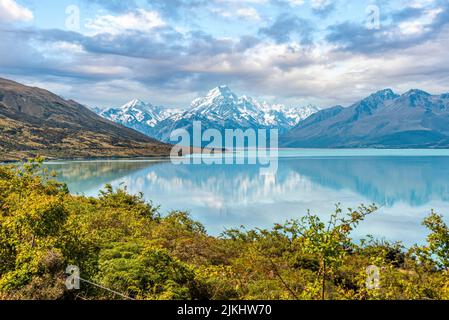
xmin=100 ymin=98 xmax=175 ymax=129
xmin=99 ymin=87 xmax=321 ymax=142
xmin=208 ymin=85 xmax=237 ymax=100
xmin=208 ymin=85 xmax=234 ymax=98
xmin=185 ymin=86 xmax=320 ymax=129
xmin=189 ymin=85 xmax=240 ymax=115
xmin=121 ymin=98 xmax=152 ymax=112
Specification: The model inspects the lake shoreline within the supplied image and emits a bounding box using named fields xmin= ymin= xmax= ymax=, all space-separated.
xmin=0 ymin=146 xmax=211 ymax=164
xmin=4 ymin=147 xmax=449 ymax=164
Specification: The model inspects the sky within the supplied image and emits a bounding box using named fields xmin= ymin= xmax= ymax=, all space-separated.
xmin=0 ymin=0 xmax=448 ymax=109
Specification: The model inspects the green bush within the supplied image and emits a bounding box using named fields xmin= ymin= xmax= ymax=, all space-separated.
xmin=0 ymin=160 xmax=448 ymax=300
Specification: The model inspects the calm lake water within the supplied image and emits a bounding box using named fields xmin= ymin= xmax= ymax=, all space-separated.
xmin=44 ymin=149 xmax=449 ymax=246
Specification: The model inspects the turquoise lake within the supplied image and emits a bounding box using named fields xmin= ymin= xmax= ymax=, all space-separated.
xmin=44 ymin=149 xmax=449 ymax=247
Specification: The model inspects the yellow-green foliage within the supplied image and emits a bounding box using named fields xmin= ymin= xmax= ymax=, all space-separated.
xmin=0 ymin=159 xmax=448 ymax=300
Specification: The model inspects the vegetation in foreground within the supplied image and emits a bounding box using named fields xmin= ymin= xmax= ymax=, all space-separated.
xmin=0 ymin=159 xmax=448 ymax=300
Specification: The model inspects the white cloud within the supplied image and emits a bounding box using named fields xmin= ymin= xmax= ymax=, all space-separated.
xmin=398 ymin=7 xmax=442 ymax=35
xmin=3 ymin=0 xmax=448 ymax=109
xmin=407 ymin=0 xmax=436 ymax=9
xmin=311 ymin=0 xmax=332 ymax=9
xmin=85 ymin=9 xmax=165 ymax=35
xmin=216 ymin=0 xmax=267 ymax=3
xmin=287 ymin=0 xmax=305 ymax=7
xmin=212 ymin=6 xmax=261 ymax=21
xmin=0 ymin=0 xmax=33 ymax=23
xmin=236 ymin=7 xmax=261 ymax=21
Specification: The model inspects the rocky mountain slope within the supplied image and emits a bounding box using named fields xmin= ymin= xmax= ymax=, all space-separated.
xmin=280 ymin=89 xmax=449 ymax=148
xmin=0 ymin=78 xmax=172 ymax=161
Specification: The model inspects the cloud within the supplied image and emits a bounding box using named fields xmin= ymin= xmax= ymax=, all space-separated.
xmin=287 ymin=0 xmax=305 ymax=6
xmin=259 ymin=13 xmax=314 ymax=44
xmin=86 ymin=0 xmax=137 ymax=12
xmin=210 ymin=6 xmax=261 ymax=21
xmin=236 ymin=7 xmax=262 ymax=21
xmin=0 ymin=0 xmax=33 ymax=23
xmin=145 ymin=0 xmax=208 ymax=19
xmin=310 ymin=0 xmax=335 ymax=17
xmin=391 ymin=6 xmax=426 ymax=22
xmin=236 ymin=35 xmax=262 ymax=51
xmin=326 ymin=2 xmax=449 ymax=54
xmin=83 ymin=0 xmax=208 ymax=19
xmin=1 ymin=1 xmax=449 ymax=110
xmin=270 ymin=0 xmax=304 ymax=7
xmin=89 ymin=0 xmax=264 ymax=21
xmin=85 ymin=9 xmax=166 ymax=36
xmin=4 ymin=18 xmax=449 ymax=110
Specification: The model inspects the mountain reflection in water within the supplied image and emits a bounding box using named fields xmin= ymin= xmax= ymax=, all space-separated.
xmin=45 ymin=154 xmax=449 ymax=246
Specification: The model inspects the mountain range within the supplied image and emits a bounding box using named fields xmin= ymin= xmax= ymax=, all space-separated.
xmin=2 ymin=77 xmax=449 ymax=159
xmin=0 ymin=78 xmax=171 ymax=161
xmin=281 ymin=89 xmax=449 ymax=148
xmin=100 ymin=99 xmax=181 ymax=139
xmin=99 ymin=85 xmax=320 ymax=142
xmin=98 ymin=86 xmax=449 ymax=148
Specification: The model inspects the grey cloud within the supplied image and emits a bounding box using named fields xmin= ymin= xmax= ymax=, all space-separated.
xmin=326 ymin=2 xmax=449 ymax=55
xmin=2 ymin=1 xmax=449 ymax=109
xmin=23 ymin=26 xmax=184 ymax=60
xmin=235 ymin=35 xmax=262 ymax=51
xmin=0 ymin=24 xmax=266 ymax=94
xmin=84 ymin=30 xmax=184 ymax=59
xmin=186 ymin=31 xmax=234 ymax=55
xmin=391 ymin=7 xmax=425 ymax=22
xmin=311 ymin=1 xmax=336 ymax=18
xmin=259 ymin=13 xmax=314 ymax=44
xmin=0 ymin=29 xmax=108 ymax=82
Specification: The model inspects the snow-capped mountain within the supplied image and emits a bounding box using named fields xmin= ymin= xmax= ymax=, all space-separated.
xmin=155 ymin=86 xmax=320 ymax=142
xmin=187 ymin=86 xmax=264 ymax=121
xmin=100 ymin=99 xmax=180 ymax=137
xmin=260 ymin=103 xmax=320 ymax=128
xmin=97 ymin=86 xmax=320 ymax=142
xmin=181 ymin=86 xmax=318 ymax=129
xmin=180 ymin=86 xmax=268 ymax=128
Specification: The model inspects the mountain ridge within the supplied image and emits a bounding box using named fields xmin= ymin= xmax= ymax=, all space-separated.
xmin=280 ymin=88 xmax=449 ymax=148
xmin=99 ymin=86 xmax=320 ymax=142
xmin=0 ymin=78 xmax=172 ymax=161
